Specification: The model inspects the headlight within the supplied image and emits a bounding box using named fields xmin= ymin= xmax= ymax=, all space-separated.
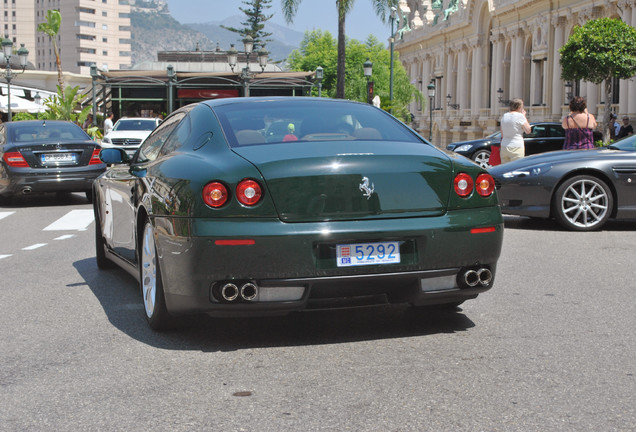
xmin=454 ymin=144 xmax=474 ymax=152
xmin=502 ymin=164 xmax=551 ymax=178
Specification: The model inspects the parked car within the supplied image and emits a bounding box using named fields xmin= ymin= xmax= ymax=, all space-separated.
xmin=0 ymin=120 xmax=105 ymax=202
xmin=446 ymin=122 xmax=567 ymax=168
xmin=490 ymin=133 xmax=636 ymax=231
xmin=93 ymin=97 xmax=503 ymax=330
xmin=100 ymin=117 xmax=162 ymax=156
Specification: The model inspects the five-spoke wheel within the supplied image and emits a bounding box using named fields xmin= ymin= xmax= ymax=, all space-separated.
xmin=472 ymin=150 xmax=491 ymax=169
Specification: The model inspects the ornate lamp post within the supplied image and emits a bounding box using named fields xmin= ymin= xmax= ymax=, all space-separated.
xmin=389 ymin=6 xmax=397 ymax=113
xmin=363 ymin=58 xmax=373 ymax=104
xmin=315 ymin=66 xmax=323 ymax=97
xmin=564 ymin=81 xmax=573 ymax=104
xmin=227 ymin=35 xmax=268 ymax=97
xmin=497 ymin=88 xmax=511 ymax=106
xmin=427 ymin=80 xmax=436 ymax=142
xmin=166 ymin=64 xmax=176 ymax=114
xmin=2 ymin=37 xmax=29 ymax=122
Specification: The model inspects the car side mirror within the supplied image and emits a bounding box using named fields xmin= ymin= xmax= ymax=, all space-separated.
xmin=100 ymin=148 xmax=129 ymax=165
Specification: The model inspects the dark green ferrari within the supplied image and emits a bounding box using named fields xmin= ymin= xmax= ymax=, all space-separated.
xmin=93 ymin=97 xmax=503 ymax=330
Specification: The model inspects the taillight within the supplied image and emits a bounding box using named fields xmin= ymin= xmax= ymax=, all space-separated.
xmin=88 ymin=148 xmax=102 ymax=165
xmin=454 ymin=173 xmax=474 ymax=197
xmin=236 ymin=179 xmax=262 ymax=206
xmin=202 ymin=182 xmax=228 ymax=208
xmin=476 ymin=173 xmax=495 ymax=197
xmin=3 ymin=151 xmax=29 ymax=168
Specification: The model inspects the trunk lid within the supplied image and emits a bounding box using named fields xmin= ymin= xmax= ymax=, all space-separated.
xmin=232 ymin=141 xmax=453 ymax=222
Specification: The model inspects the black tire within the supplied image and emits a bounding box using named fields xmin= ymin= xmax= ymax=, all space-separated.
xmin=553 ymin=175 xmax=613 ymax=231
xmin=94 ymin=203 xmax=115 ymax=269
xmin=471 ymin=150 xmax=491 ymax=168
xmin=140 ymin=220 xmax=172 ymax=330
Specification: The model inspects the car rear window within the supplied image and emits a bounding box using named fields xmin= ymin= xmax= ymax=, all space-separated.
xmin=214 ymin=100 xmax=424 ymax=147
xmin=11 ymin=123 xmax=90 ymax=142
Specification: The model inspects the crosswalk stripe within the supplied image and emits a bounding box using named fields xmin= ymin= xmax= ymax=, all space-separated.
xmin=43 ymin=210 xmax=94 ymax=231
xmin=54 ymin=235 xmax=75 ymax=240
xmin=0 ymin=211 xmax=15 ymax=221
xmin=0 ymin=254 xmax=12 ymax=260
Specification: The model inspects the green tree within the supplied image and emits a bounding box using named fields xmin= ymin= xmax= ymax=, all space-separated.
xmin=37 ymin=10 xmax=64 ymax=91
xmin=222 ymin=0 xmax=273 ymax=49
xmin=288 ymin=31 xmax=420 ymax=122
xmin=43 ymin=85 xmax=91 ymax=124
xmin=282 ymin=0 xmax=397 ymax=99
xmin=560 ymin=17 xmax=636 ymax=144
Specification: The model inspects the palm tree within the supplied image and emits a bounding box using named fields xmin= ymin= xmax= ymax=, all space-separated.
xmin=282 ymin=0 xmax=396 ymax=99
xmin=37 ymin=10 xmax=64 ymax=91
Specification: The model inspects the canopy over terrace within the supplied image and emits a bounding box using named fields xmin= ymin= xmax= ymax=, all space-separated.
xmin=89 ymin=69 xmax=318 ymax=121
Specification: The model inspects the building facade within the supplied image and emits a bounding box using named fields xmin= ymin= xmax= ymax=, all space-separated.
xmin=394 ymin=0 xmax=636 ymax=146
xmin=2 ymin=0 xmax=132 ymax=75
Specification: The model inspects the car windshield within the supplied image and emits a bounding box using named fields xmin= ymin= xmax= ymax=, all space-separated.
xmin=11 ymin=122 xmax=90 ymax=142
xmin=608 ymin=133 xmax=636 ymax=151
xmin=214 ymin=99 xmax=425 ymax=147
xmin=113 ymin=119 xmax=158 ymax=131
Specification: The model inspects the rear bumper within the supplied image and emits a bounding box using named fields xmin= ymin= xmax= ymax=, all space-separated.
xmin=151 ymin=206 xmax=504 ymax=317
xmin=0 ymin=165 xmax=105 ymax=196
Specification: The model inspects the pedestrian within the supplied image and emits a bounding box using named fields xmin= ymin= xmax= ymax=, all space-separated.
xmin=617 ymin=116 xmax=633 ymax=139
xmin=82 ymin=113 xmax=93 ymax=130
xmin=103 ymin=112 xmax=114 ymax=136
xmin=499 ymin=98 xmax=531 ymax=164
xmin=562 ymin=96 xmax=597 ymax=149
xmin=609 ymin=113 xmax=620 ymax=139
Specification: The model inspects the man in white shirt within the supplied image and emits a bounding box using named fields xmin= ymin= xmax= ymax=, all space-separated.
xmin=104 ymin=112 xmax=114 ymax=136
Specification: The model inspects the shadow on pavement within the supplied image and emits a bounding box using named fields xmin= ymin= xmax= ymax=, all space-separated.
xmin=503 ymin=215 xmax=636 ymax=232
xmin=0 ymin=192 xmax=90 ymax=208
xmin=73 ymin=257 xmax=476 ymax=352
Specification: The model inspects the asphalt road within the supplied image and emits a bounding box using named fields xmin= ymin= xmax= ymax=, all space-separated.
xmin=1 ymin=193 xmax=634 ymax=431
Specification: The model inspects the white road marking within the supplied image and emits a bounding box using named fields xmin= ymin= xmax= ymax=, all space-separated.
xmin=54 ymin=235 xmax=75 ymax=240
xmin=23 ymin=243 xmax=47 ymax=250
xmin=0 ymin=211 xmax=15 ymax=221
xmin=0 ymin=254 xmax=12 ymax=260
xmin=43 ymin=210 xmax=94 ymax=231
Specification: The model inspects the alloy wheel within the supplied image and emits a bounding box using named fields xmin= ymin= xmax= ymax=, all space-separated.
xmin=559 ymin=178 xmax=610 ymax=229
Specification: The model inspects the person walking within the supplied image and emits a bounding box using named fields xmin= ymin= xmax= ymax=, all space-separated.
xmin=562 ymin=96 xmax=597 ymax=149
xmin=103 ymin=112 xmax=114 ymax=136
xmin=617 ymin=116 xmax=633 ymax=139
xmin=500 ymin=98 xmax=531 ymax=164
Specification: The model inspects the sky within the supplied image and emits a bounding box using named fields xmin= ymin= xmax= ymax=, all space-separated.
xmin=166 ymin=0 xmax=391 ymax=42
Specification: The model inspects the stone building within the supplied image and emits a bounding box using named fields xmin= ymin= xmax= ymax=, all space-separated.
xmin=394 ymin=0 xmax=636 ymax=146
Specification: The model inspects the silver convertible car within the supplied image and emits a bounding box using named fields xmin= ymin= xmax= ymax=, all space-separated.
xmin=490 ymin=133 xmax=636 ymax=231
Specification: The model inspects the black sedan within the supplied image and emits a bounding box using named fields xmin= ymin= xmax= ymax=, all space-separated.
xmin=447 ymin=122 xmax=566 ymax=168
xmin=0 ymin=120 xmax=105 ymax=202
xmin=490 ymin=133 xmax=636 ymax=231
xmin=93 ymin=97 xmax=503 ymax=330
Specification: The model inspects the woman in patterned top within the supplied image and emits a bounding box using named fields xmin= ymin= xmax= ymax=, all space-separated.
xmin=562 ymin=96 xmax=597 ymax=149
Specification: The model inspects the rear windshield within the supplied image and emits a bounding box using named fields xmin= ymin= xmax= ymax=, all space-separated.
xmin=113 ymin=119 xmax=158 ymax=131
xmin=214 ymin=100 xmax=425 ymax=147
xmin=11 ymin=122 xmax=90 ymax=143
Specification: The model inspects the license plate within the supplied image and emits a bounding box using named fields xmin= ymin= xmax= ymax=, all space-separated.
xmin=41 ymin=153 xmax=77 ymax=164
xmin=336 ymin=241 xmax=400 ymax=267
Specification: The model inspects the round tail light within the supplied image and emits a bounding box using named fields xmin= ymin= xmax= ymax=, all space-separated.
xmin=236 ymin=179 xmax=262 ymax=206
xmin=203 ymin=182 xmax=228 ymax=208
xmin=454 ymin=173 xmax=474 ymax=197
xmin=476 ymin=173 xmax=495 ymax=197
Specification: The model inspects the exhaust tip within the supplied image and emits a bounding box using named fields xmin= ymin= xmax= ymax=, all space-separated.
xmin=478 ymin=268 xmax=492 ymax=286
xmin=22 ymin=187 xmax=32 ymax=195
xmin=240 ymin=282 xmax=258 ymax=301
xmin=221 ymin=283 xmax=239 ymax=302
xmin=464 ymin=270 xmax=480 ymax=287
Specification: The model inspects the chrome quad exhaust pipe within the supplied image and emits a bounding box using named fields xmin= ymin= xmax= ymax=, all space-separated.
xmin=240 ymin=282 xmax=258 ymax=301
xmin=220 ymin=283 xmax=239 ymax=302
xmin=462 ymin=267 xmax=493 ymax=288
xmin=217 ymin=281 xmax=259 ymax=302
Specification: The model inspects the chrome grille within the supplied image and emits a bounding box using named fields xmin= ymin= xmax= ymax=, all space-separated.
xmin=111 ymin=138 xmax=142 ymax=146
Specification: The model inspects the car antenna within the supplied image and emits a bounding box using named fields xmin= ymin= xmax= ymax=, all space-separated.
xmin=42 ymin=120 xmax=46 ymax=127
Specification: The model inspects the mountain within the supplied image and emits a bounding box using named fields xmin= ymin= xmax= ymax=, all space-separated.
xmin=129 ymin=3 xmax=302 ymax=68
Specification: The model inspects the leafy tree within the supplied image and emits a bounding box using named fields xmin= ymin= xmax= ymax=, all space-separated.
xmin=560 ymin=17 xmax=636 ymax=144
xmin=288 ymin=31 xmax=420 ymax=122
xmin=37 ymin=10 xmax=64 ymax=91
xmin=43 ymin=85 xmax=91 ymax=124
xmin=222 ymin=0 xmax=273 ymax=49
xmin=282 ymin=0 xmax=397 ymax=99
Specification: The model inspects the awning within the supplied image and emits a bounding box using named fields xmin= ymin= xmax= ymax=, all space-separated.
xmin=0 ymin=95 xmax=46 ymax=114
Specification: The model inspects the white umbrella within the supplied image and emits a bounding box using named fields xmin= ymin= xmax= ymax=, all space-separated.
xmin=0 ymin=95 xmax=47 ymax=114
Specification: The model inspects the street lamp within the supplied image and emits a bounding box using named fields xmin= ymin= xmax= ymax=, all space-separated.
xmin=2 ymin=37 xmax=29 ymax=122
xmin=389 ymin=6 xmax=397 ymax=113
xmin=564 ymin=81 xmax=573 ymax=104
xmin=166 ymin=64 xmax=176 ymax=114
xmin=427 ymin=80 xmax=436 ymax=142
xmin=446 ymin=94 xmax=460 ymax=110
xmin=227 ymin=35 xmax=269 ymax=97
xmin=363 ymin=58 xmax=373 ymax=104
xmin=497 ymin=88 xmax=511 ymax=106
xmin=315 ymin=66 xmax=323 ymax=97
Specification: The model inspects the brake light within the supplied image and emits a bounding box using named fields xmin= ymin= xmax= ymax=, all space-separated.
xmin=88 ymin=148 xmax=102 ymax=165
xmin=202 ymin=182 xmax=228 ymax=208
xmin=3 ymin=152 xmax=29 ymax=168
xmin=454 ymin=173 xmax=474 ymax=197
xmin=476 ymin=173 xmax=495 ymax=197
xmin=236 ymin=179 xmax=262 ymax=206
